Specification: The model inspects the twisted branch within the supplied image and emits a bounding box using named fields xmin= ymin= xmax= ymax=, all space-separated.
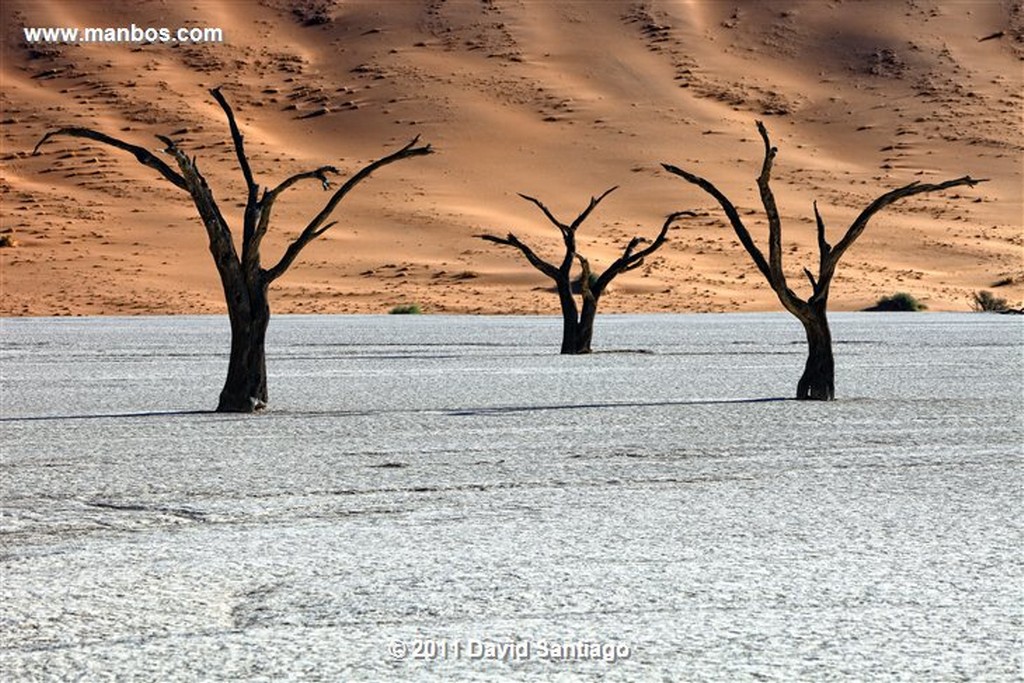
xmin=663 ymin=121 xmax=987 ymax=313
xmin=477 ymin=232 xmax=560 ymax=280
xmin=264 ymin=137 xmax=433 ymax=282
xmin=593 ymin=210 xmax=692 ymax=293
xmin=33 ymin=127 xmax=187 ymax=191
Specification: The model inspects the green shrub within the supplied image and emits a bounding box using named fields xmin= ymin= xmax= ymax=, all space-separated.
xmin=970 ymin=290 xmax=1009 ymax=313
xmin=389 ymin=303 xmax=422 ymax=315
xmin=865 ymin=292 xmax=926 ymax=312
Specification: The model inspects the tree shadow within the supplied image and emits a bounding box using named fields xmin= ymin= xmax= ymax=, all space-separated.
xmin=445 ymin=396 xmax=792 ymax=417
xmin=0 ymin=409 xmax=217 ymax=423
xmin=2 ymin=397 xmax=793 ymax=423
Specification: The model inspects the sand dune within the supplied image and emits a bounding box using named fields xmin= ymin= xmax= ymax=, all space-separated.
xmin=1 ymin=0 xmax=1021 ymax=316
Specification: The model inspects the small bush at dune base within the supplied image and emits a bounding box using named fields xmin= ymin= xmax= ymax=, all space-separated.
xmin=970 ymin=290 xmax=1009 ymax=313
xmin=865 ymin=292 xmax=927 ymax=312
xmin=389 ymin=303 xmax=422 ymax=315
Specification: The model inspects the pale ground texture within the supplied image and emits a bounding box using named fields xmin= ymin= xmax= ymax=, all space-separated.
xmin=1 ymin=313 xmax=1022 ymax=681
xmin=1 ymin=1 xmax=1022 ymax=316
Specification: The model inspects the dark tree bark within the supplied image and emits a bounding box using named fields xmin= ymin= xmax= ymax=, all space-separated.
xmin=34 ymin=87 xmax=432 ymax=412
xmin=662 ymin=121 xmax=985 ymax=400
xmin=478 ymin=188 xmax=689 ymax=353
xmin=796 ymin=300 xmax=834 ymax=400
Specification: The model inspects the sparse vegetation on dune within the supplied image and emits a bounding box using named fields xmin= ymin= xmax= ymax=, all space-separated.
xmin=866 ymin=292 xmax=927 ymax=312
xmin=990 ymin=276 xmax=1017 ymax=288
xmin=970 ymin=290 xmax=1011 ymax=313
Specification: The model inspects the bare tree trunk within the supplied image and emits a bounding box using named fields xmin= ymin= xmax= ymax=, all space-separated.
xmin=796 ymin=305 xmax=834 ymax=401
xmin=218 ymin=281 xmax=270 ymax=412
xmin=574 ymin=294 xmax=599 ymax=354
xmin=557 ymin=283 xmax=582 ymax=354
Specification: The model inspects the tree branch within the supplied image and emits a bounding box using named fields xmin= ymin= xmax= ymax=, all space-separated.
xmin=665 ymin=123 xmax=986 ymax=325
xmin=156 ymin=135 xmax=239 ymax=267
xmin=594 ymin=210 xmax=691 ymax=294
xmin=312 ymin=220 xmax=338 ymax=238
xmin=803 ymin=267 xmax=818 ymax=292
xmin=485 ymin=188 xmax=620 ymax=294
xmin=264 ymin=137 xmax=432 ymax=283
xmin=575 ymin=253 xmax=595 ymax=304
xmin=33 ymin=127 xmax=188 ymax=191
xmin=662 ymin=162 xmax=772 ymax=283
xmin=517 ymin=187 xmax=617 ymax=274
xmin=620 ymin=236 xmax=645 ymax=262
xmin=629 ymin=210 xmax=691 ymax=262
xmin=808 ymin=201 xmax=830 ymax=300
xmin=813 ymin=201 xmax=830 ymax=257
xmin=210 ymin=87 xmax=261 ymax=256
xmin=246 ymin=166 xmax=339 ymax=271
xmin=755 ymin=121 xmax=786 ymax=290
xmin=270 ymin=166 xmax=339 ymax=197
xmin=518 ymin=193 xmax=570 ymax=235
xmin=569 ymin=186 xmax=618 ymax=232
xmin=665 ymin=125 xmax=810 ymax=316
xmin=816 ymin=175 xmax=987 ymax=294
xmin=210 ymin=87 xmax=257 ymax=196
xmin=477 ymin=232 xmax=560 ymax=280
xmin=829 ymin=176 xmax=987 ymax=267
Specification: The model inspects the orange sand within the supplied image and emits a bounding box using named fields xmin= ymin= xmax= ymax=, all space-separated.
xmin=2 ymin=0 xmax=1021 ymax=316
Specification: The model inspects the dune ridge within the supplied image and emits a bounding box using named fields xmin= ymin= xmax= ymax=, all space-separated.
xmin=1 ymin=0 xmax=1021 ymax=316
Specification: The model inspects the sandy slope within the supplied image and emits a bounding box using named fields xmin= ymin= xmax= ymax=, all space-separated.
xmin=1 ymin=0 xmax=1021 ymax=316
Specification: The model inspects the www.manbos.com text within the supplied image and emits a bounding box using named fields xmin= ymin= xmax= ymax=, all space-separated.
xmin=23 ymin=24 xmax=224 ymax=45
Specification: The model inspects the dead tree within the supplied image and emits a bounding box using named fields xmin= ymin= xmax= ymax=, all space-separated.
xmin=662 ymin=121 xmax=984 ymax=400
xmin=34 ymin=87 xmax=432 ymax=412
xmin=478 ymin=187 xmax=689 ymax=353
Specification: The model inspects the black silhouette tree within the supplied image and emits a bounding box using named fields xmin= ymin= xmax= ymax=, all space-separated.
xmin=34 ymin=87 xmax=432 ymax=412
xmin=478 ymin=187 xmax=688 ymax=353
xmin=662 ymin=121 xmax=984 ymax=400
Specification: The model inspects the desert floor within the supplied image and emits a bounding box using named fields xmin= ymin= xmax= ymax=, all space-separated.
xmin=2 ymin=313 xmax=1021 ymax=680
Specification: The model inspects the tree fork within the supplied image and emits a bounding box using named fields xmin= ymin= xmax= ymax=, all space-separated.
xmin=662 ymin=121 xmax=985 ymax=400
xmin=34 ymin=87 xmax=432 ymax=412
xmin=478 ymin=189 xmax=688 ymax=354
